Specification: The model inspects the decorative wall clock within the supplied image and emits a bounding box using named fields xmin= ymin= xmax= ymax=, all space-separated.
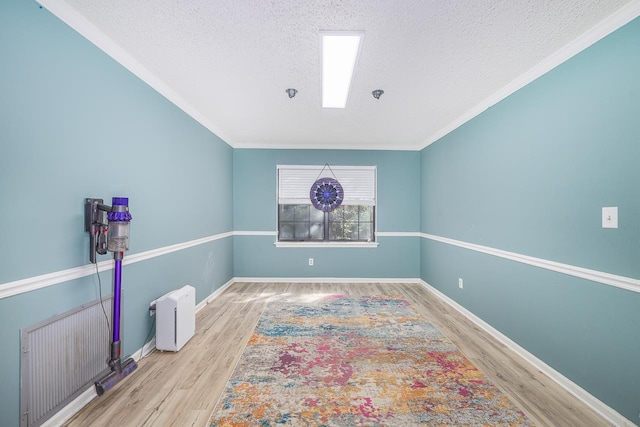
xmin=310 ymin=177 xmax=343 ymax=212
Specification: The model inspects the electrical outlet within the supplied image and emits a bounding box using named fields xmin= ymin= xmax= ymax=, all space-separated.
xmin=149 ymin=300 xmax=157 ymax=316
xmin=458 ymin=278 xmax=463 ymax=289
xmin=308 ymin=258 xmax=314 ymax=266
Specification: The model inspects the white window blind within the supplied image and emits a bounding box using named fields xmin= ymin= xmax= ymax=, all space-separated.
xmin=278 ymin=165 xmax=376 ymax=206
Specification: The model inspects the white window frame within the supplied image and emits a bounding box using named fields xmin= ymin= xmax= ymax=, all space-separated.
xmin=275 ymin=165 xmax=378 ymax=248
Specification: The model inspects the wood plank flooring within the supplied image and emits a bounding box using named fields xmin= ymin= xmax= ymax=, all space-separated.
xmin=63 ymin=282 xmax=614 ymax=427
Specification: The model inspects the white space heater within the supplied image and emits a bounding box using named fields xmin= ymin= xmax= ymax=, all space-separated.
xmin=155 ymin=285 xmax=196 ymax=352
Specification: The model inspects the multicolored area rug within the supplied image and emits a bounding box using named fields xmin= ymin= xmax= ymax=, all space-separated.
xmin=209 ymin=295 xmax=532 ymax=426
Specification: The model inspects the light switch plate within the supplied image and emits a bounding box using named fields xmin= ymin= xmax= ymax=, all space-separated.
xmin=602 ymin=207 xmax=618 ymax=228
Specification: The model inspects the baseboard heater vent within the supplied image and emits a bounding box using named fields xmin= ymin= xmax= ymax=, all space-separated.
xmin=156 ymin=285 xmax=195 ymax=352
xmin=20 ymin=296 xmax=112 ymax=427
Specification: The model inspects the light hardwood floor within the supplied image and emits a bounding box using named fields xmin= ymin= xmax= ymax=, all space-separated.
xmin=64 ymin=282 xmax=614 ymax=427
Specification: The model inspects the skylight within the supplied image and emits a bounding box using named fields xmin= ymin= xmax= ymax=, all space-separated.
xmin=321 ymin=32 xmax=363 ymax=109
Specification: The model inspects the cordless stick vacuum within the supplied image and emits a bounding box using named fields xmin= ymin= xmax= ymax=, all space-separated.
xmin=85 ymin=197 xmax=138 ymax=396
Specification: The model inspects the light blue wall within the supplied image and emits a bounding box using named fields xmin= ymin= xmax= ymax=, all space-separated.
xmin=0 ymin=2 xmax=233 ymax=426
xmin=233 ymin=149 xmax=420 ymax=278
xmin=420 ymin=17 xmax=640 ymax=423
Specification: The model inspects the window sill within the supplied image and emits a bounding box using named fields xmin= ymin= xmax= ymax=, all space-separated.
xmin=274 ymin=241 xmax=379 ymax=248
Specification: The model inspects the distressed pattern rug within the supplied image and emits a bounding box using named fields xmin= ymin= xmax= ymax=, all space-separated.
xmin=209 ymin=295 xmax=532 ymax=426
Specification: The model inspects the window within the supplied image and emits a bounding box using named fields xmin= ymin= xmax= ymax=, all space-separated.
xmin=277 ymin=165 xmax=376 ymax=243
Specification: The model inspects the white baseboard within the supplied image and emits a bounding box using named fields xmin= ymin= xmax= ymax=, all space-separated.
xmin=419 ymin=280 xmax=634 ymax=427
xmin=41 ymin=387 xmax=97 ymax=427
xmin=196 ymin=278 xmax=235 ymax=312
xmin=233 ymin=277 xmax=422 ymax=284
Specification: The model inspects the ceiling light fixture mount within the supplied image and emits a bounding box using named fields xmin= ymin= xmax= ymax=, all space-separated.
xmin=372 ymin=89 xmax=384 ymax=99
xmin=286 ymin=88 xmax=298 ymax=98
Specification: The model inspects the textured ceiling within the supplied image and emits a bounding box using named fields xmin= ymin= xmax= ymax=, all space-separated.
xmin=51 ymin=0 xmax=637 ymax=150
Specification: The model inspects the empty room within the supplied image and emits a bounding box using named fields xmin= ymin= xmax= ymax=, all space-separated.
xmin=1 ymin=1 xmax=639 ymax=426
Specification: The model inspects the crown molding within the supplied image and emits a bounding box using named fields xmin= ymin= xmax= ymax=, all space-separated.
xmin=420 ymin=1 xmax=640 ymax=150
xmin=37 ymin=0 xmax=235 ymax=148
